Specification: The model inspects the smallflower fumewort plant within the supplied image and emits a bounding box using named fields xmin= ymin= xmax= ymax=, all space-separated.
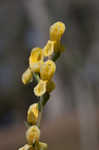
xmin=19 ymin=21 xmax=66 ymax=150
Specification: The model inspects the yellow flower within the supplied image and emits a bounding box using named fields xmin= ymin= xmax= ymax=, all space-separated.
xmin=18 ymin=144 xmax=32 ymax=150
xmin=27 ymin=103 xmax=39 ymax=125
xmin=22 ymin=68 xmax=33 ymax=84
xmin=34 ymin=80 xmax=47 ymax=97
xmin=49 ymin=22 xmax=65 ymax=53
xmin=29 ymin=48 xmax=44 ymax=72
xmin=26 ymin=125 xmax=40 ymax=144
xmin=38 ymin=142 xmax=48 ymax=150
xmin=40 ymin=60 xmax=56 ymax=81
xmin=47 ymin=80 xmax=56 ymax=93
xmin=49 ymin=21 xmax=65 ymax=42
xmin=43 ymin=40 xmax=55 ymax=57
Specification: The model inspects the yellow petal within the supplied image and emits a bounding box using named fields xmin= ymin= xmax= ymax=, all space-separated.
xmin=22 ymin=68 xmax=33 ymax=84
xmin=30 ymin=48 xmax=43 ymax=62
xmin=40 ymin=60 xmax=56 ymax=81
xmin=49 ymin=22 xmax=66 ymax=53
xmin=29 ymin=48 xmax=43 ymax=72
xmin=26 ymin=125 xmax=40 ymax=145
xmin=34 ymin=80 xmax=47 ymax=97
xmin=29 ymin=61 xmax=43 ymax=73
xmin=27 ymin=103 xmax=39 ymax=124
xmin=43 ymin=40 xmax=55 ymax=57
xmin=49 ymin=21 xmax=66 ymax=42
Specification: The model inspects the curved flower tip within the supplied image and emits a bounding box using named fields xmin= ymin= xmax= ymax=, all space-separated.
xmin=34 ymin=80 xmax=47 ymax=97
xmin=43 ymin=40 xmax=55 ymax=57
xmin=29 ymin=47 xmax=43 ymax=72
xmin=18 ymin=144 xmax=32 ymax=150
xmin=27 ymin=103 xmax=39 ymax=125
xmin=40 ymin=60 xmax=56 ymax=81
xmin=38 ymin=142 xmax=48 ymax=150
xmin=49 ymin=21 xmax=66 ymax=41
xmin=26 ymin=125 xmax=40 ymax=145
xmin=22 ymin=68 xmax=33 ymax=85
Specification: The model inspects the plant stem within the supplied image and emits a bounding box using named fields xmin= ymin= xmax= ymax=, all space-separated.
xmin=37 ymin=96 xmax=43 ymax=128
xmin=52 ymin=52 xmax=61 ymax=62
xmin=37 ymin=93 xmax=50 ymax=128
xmin=33 ymin=72 xmax=40 ymax=82
xmin=33 ymin=51 xmax=60 ymax=128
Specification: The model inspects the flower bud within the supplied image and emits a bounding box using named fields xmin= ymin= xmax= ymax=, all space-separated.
xmin=22 ymin=68 xmax=33 ymax=84
xmin=27 ymin=103 xmax=39 ymax=124
xmin=49 ymin=21 xmax=65 ymax=42
xmin=49 ymin=22 xmax=65 ymax=53
xmin=40 ymin=60 xmax=56 ymax=81
xmin=26 ymin=125 xmax=40 ymax=144
xmin=29 ymin=48 xmax=44 ymax=72
xmin=34 ymin=80 xmax=47 ymax=97
xmin=43 ymin=40 xmax=55 ymax=57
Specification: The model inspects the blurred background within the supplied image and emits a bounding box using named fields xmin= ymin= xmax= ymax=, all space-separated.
xmin=0 ymin=0 xmax=99 ymax=150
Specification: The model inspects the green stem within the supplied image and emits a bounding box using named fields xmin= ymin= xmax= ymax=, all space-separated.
xmin=37 ymin=93 xmax=50 ymax=128
xmin=37 ymin=96 xmax=43 ymax=128
xmin=52 ymin=52 xmax=61 ymax=62
xmin=33 ymin=72 xmax=40 ymax=82
xmin=32 ymin=51 xmax=59 ymax=128
xmin=41 ymin=93 xmax=50 ymax=107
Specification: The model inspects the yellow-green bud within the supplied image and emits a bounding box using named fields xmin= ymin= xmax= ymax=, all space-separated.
xmin=27 ymin=103 xmax=39 ymax=124
xmin=29 ymin=47 xmax=44 ymax=72
xmin=49 ymin=22 xmax=66 ymax=53
xmin=43 ymin=40 xmax=55 ymax=57
xmin=49 ymin=21 xmax=65 ymax=42
xmin=34 ymin=80 xmax=47 ymax=97
xmin=26 ymin=125 xmax=40 ymax=144
xmin=22 ymin=68 xmax=33 ymax=84
xmin=40 ymin=60 xmax=56 ymax=81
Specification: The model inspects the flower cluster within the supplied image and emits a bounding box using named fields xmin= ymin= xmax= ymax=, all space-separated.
xmin=19 ymin=21 xmax=66 ymax=150
xmin=22 ymin=21 xmax=65 ymax=97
